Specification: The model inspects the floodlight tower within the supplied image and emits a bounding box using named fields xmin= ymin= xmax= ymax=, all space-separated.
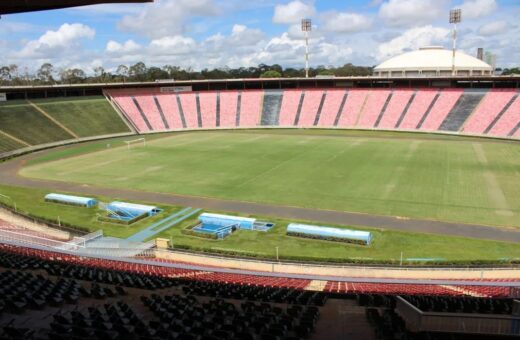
xmin=301 ymin=18 xmax=312 ymax=78
xmin=449 ymin=9 xmax=461 ymax=76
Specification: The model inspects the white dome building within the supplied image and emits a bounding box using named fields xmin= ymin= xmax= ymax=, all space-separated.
xmin=374 ymin=46 xmax=493 ymax=77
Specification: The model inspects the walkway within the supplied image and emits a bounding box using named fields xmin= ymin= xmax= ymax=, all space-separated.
xmin=0 ymin=151 xmax=519 ymax=243
xmin=127 ymin=207 xmax=201 ymax=242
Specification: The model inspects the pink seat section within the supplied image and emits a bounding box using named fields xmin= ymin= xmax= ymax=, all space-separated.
xmin=462 ymin=90 xmax=516 ymax=134
xmin=336 ymin=90 xmax=369 ymax=127
xmin=317 ymin=90 xmax=346 ymax=127
xmin=199 ymin=92 xmax=217 ymax=128
xmin=110 ymin=93 xmax=150 ymax=132
xmin=219 ymin=91 xmax=238 ymax=128
xmin=357 ymin=90 xmax=391 ymax=128
xmin=155 ymin=94 xmax=184 ymax=130
xmin=398 ymin=89 xmax=438 ymax=130
xmin=134 ymin=95 xmax=166 ymax=131
xmin=419 ymin=89 xmax=463 ymax=131
xmin=377 ymin=90 xmax=414 ymax=129
xmin=298 ymin=90 xmax=324 ymax=127
xmin=239 ymin=91 xmax=263 ymax=127
xmin=178 ymin=92 xmax=199 ymax=129
xmin=278 ymin=90 xmax=302 ymax=126
xmin=488 ymin=95 xmax=520 ymax=137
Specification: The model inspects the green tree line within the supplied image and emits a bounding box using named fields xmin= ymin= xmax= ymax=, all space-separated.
xmin=0 ymin=62 xmax=374 ymax=85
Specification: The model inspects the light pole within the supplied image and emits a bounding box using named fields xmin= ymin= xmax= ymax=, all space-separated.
xmin=449 ymin=9 xmax=462 ymax=76
xmin=275 ymin=246 xmax=279 ymax=262
xmin=301 ymin=18 xmax=312 ymax=78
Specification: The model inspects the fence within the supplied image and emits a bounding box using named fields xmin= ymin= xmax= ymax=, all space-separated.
xmin=395 ymin=296 xmax=520 ymax=336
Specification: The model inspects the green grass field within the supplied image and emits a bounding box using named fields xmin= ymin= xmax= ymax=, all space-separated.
xmin=21 ymin=130 xmax=520 ymax=228
xmin=1 ymin=184 xmax=520 ymax=264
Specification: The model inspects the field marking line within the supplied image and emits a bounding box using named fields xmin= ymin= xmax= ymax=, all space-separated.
xmin=234 ymin=139 xmax=326 ymax=189
xmin=0 ymin=129 xmax=31 ymax=147
xmin=472 ymin=143 xmax=513 ymax=216
xmin=382 ymin=140 xmax=422 ymax=199
xmin=323 ymin=138 xmax=366 ymax=162
xmin=27 ymin=101 xmax=79 ymax=138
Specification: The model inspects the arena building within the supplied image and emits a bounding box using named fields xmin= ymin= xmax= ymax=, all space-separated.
xmin=373 ymin=46 xmax=494 ymax=77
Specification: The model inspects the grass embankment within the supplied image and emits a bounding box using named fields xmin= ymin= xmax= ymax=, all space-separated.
xmin=1 ymin=183 xmax=520 ymax=265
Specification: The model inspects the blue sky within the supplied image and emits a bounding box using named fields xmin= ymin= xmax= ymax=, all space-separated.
xmin=0 ymin=0 xmax=518 ymax=74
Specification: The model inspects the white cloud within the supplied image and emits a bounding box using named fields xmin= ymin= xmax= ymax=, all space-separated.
xmin=17 ymin=23 xmax=95 ymax=59
xmin=106 ymin=40 xmax=141 ymax=55
xmin=457 ymin=0 xmax=497 ymax=19
xmin=273 ymin=1 xmax=316 ymax=25
xmin=478 ymin=21 xmax=509 ymax=36
xmin=377 ymin=25 xmax=450 ymax=60
xmin=379 ymin=0 xmax=447 ymax=27
xmin=118 ymin=0 xmax=219 ymax=39
xmin=149 ymin=36 xmax=198 ymax=55
xmin=321 ymin=11 xmax=372 ymax=33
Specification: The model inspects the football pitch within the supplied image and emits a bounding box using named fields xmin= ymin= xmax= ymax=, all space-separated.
xmin=20 ymin=130 xmax=520 ymax=228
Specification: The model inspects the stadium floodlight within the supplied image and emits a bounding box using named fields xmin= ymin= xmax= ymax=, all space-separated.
xmin=301 ymin=18 xmax=312 ymax=78
xmin=449 ymin=9 xmax=462 ymax=76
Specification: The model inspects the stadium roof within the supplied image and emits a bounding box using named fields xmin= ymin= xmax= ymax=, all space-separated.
xmin=374 ymin=46 xmax=493 ymax=76
xmin=0 ymin=0 xmax=152 ymax=15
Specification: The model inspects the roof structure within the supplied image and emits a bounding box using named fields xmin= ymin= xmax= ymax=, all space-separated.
xmin=0 ymin=0 xmax=152 ymax=15
xmin=374 ymin=46 xmax=493 ymax=77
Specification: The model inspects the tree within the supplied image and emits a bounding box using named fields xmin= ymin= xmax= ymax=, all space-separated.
xmin=116 ymin=64 xmax=129 ymax=82
xmin=60 ymin=68 xmax=86 ymax=84
xmin=260 ymin=70 xmax=282 ymax=78
xmin=318 ymin=69 xmax=335 ymax=76
xmin=37 ymin=63 xmax=54 ymax=83
xmin=129 ymin=62 xmax=147 ymax=81
xmin=0 ymin=66 xmax=11 ymax=82
xmin=502 ymin=67 xmax=520 ymax=75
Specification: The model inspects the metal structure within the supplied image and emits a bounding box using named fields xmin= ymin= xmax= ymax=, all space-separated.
xmin=449 ymin=9 xmax=462 ymax=76
xmin=301 ymin=18 xmax=312 ymax=78
xmin=0 ymin=0 xmax=152 ymax=15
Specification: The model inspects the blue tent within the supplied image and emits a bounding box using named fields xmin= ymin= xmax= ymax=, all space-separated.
xmin=45 ymin=193 xmax=97 ymax=207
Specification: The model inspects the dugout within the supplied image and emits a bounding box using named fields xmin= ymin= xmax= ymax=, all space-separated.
xmin=107 ymin=201 xmax=162 ymax=220
xmin=287 ymin=223 xmax=372 ymax=245
xmin=199 ymin=213 xmax=256 ymax=230
xmin=45 ymin=193 xmax=97 ymax=208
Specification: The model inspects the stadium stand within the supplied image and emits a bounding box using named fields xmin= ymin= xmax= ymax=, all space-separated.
xmin=199 ymin=92 xmax=217 ymax=128
xmin=155 ymin=94 xmax=185 ymax=129
xmin=260 ymin=90 xmax=283 ymax=126
xmin=3 ymin=87 xmax=519 ymax=158
xmin=134 ymin=95 xmax=167 ymax=131
xmin=462 ymin=89 xmax=517 ymax=134
xmin=239 ymin=90 xmax=263 ymax=127
xmin=219 ymin=91 xmax=239 ymax=127
xmin=487 ymin=94 xmax=520 ymax=137
xmin=316 ymin=90 xmax=345 ymax=127
xmin=439 ymin=91 xmax=486 ymax=132
xmin=397 ymin=89 xmax=438 ymax=129
xmin=337 ymin=90 xmax=369 ymax=127
xmin=278 ymin=90 xmax=302 ymax=126
xmin=0 ymin=244 xmax=517 ymax=338
xmin=298 ymin=90 xmax=324 ymax=127
xmin=356 ymin=90 xmax=391 ymax=128
xmin=105 ymin=87 xmax=520 ymax=139
xmin=419 ymin=89 xmax=463 ymax=131
xmin=179 ymin=92 xmax=200 ymax=129
xmin=376 ymin=90 xmax=415 ymax=129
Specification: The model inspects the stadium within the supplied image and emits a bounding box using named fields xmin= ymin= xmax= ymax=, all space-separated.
xmin=0 ymin=1 xmax=519 ymax=339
